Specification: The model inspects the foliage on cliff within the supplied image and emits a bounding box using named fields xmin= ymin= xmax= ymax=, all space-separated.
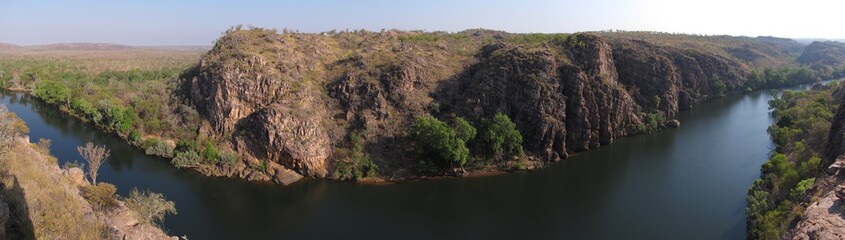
xmin=747 ymin=82 xmax=841 ymax=239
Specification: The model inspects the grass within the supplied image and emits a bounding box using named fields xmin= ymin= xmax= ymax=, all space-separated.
xmin=0 ymin=139 xmax=106 ymax=239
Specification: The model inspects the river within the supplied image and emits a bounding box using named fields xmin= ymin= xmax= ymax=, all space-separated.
xmin=1 ymin=86 xmax=813 ymax=239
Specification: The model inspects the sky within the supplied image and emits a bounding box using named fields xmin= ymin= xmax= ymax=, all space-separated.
xmin=0 ymin=0 xmax=843 ymax=46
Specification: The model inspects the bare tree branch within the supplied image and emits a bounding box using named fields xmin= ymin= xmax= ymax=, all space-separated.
xmin=77 ymin=142 xmax=110 ymax=184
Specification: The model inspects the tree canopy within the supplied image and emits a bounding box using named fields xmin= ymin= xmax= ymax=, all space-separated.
xmin=407 ymin=116 xmax=469 ymax=169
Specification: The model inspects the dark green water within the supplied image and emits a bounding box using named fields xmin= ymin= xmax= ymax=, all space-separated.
xmin=1 ymin=87 xmax=799 ymax=239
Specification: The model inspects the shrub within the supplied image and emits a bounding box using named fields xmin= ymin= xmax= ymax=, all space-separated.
xmin=218 ymin=152 xmax=239 ymax=167
xmin=36 ymin=138 xmax=51 ymax=154
xmin=125 ymin=188 xmax=177 ymax=227
xmin=407 ymin=116 xmax=469 ymax=169
xmin=789 ymin=178 xmax=815 ymax=201
xmin=333 ymin=134 xmax=379 ymax=181
xmin=175 ymin=139 xmax=199 ymax=153
xmin=203 ymin=141 xmax=219 ymax=164
xmin=144 ymin=138 xmax=174 ymax=157
xmin=172 ymin=151 xmax=200 ymax=169
xmin=129 ymin=129 xmax=143 ymax=144
xmin=80 ymin=183 xmax=118 ymax=211
xmin=478 ymin=113 xmax=524 ymax=161
xmin=0 ymin=106 xmax=28 ymax=150
xmin=639 ymin=111 xmax=666 ymax=132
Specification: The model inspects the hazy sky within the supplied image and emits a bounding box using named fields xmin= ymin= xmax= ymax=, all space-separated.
xmin=1 ymin=0 xmax=843 ymax=45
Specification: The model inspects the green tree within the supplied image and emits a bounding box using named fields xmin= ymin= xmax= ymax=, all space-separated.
xmin=478 ymin=113 xmax=524 ymax=161
xmin=451 ymin=117 xmax=476 ymax=143
xmin=33 ymin=80 xmax=69 ymax=105
xmin=408 ymin=116 xmax=469 ymax=169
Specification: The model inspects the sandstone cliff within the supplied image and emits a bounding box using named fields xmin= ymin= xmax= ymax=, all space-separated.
xmin=181 ymin=28 xmax=833 ymax=180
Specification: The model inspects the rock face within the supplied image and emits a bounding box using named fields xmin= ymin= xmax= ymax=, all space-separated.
xmin=184 ymin=29 xmax=336 ymax=177
xmin=789 ymin=188 xmax=845 ymax=240
xmin=182 ymin=29 xmax=828 ymax=179
xmin=442 ymin=35 xmax=641 ymax=160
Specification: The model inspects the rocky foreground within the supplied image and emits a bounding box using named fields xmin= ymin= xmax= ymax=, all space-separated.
xmin=0 ymin=136 xmax=175 ymax=239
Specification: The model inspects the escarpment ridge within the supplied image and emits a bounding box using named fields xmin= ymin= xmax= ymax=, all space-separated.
xmin=179 ymin=28 xmax=845 ymax=181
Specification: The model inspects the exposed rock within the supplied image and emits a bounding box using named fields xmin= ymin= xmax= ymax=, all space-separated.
xmin=63 ymin=167 xmax=88 ymax=186
xmin=789 ymin=188 xmax=845 ymax=240
xmin=827 ymin=156 xmax=845 ymax=175
xmin=185 ymin=29 xmax=335 ymax=177
xmin=270 ymin=165 xmax=304 ymax=185
xmin=666 ymin=120 xmax=681 ymax=128
xmin=104 ymin=201 xmax=177 ymax=240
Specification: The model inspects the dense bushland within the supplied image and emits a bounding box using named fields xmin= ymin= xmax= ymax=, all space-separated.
xmin=746 ymin=82 xmax=840 ymax=239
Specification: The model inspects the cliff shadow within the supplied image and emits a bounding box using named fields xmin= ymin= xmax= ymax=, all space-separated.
xmin=0 ymin=175 xmax=36 ymax=239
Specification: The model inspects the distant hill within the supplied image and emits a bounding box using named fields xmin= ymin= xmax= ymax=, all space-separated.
xmin=0 ymin=42 xmax=210 ymax=52
xmin=0 ymin=43 xmax=21 ymax=50
xmin=797 ymin=41 xmax=845 ymax=75
xmin=794 ymin=38 xmax=845 ymax=44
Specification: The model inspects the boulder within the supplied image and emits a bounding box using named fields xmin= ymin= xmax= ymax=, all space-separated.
xmin=63 ymin=167 xmax=88 ymax=186
xmin=666 ymin=120 xmax=681 ymax=128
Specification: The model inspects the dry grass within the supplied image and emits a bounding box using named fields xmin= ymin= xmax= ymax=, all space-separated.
xmin=0 ymin=48 xmax=203 ymax=73
xmin=0 ymin=139 xmax=106 ymax=239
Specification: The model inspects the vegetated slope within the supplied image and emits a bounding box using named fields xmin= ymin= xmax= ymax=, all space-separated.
xmin=180 ymin=28 xmax=844 ymax=181
xmin=797 ymin=41 xmax=845 ymax=78
xmin=745 ymin=83 xmax=842 ymax=239
xmin=782 ymin=83 xmax=845 ymax=239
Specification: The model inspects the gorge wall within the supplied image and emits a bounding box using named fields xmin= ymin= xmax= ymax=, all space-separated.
xmin=180 ymin=28 xmax=830 ymax=180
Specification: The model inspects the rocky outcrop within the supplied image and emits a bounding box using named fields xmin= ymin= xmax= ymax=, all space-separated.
xmin=182 ymin=29 xmax=840 ymax=180
xmin=609 ymin=39 xmax=750 ymax=115
xmin=789 ymin=187 xmax=845 ymax=240
xmin=442 ymin=35 xmax=641 ymax=160
xmin=185 ymin=29 xmax=337 ymax=177
xmin=102 ymin=201 xmax=177 ymax=240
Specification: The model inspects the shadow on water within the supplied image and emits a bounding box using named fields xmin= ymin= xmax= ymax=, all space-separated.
xmin=0 ymin=86 xmax=800 ymax=239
